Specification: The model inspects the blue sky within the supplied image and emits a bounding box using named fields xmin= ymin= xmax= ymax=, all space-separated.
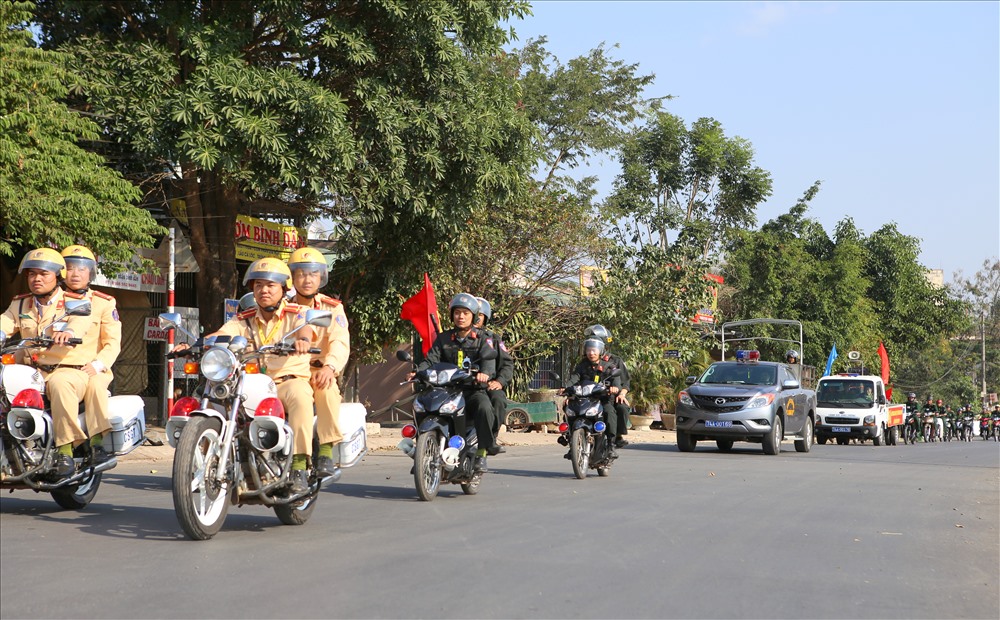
xmin=505 ymin=1 xmax=999 ymax=283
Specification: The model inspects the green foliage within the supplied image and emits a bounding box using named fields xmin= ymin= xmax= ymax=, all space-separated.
xmin=0 ymin=0 xmax=161 ymax=267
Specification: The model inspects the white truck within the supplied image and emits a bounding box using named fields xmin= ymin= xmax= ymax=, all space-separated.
xmin=814 ymin=374 xmax=904 ymax=445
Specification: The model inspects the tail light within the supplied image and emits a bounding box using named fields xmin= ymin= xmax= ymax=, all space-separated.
xmin=254 ymin=397 xmax=285 ymax=419
xmin=1 ymin=353 xmax=16 ymax=365
xmin=183 ymin=362 xmax=200 ymax=375
xmin=12 ymin=389 xmax=44 ymax=409
xmin=245 ymin=362 xmax=260 ymax=374
xmin=170 ymin=396 xmax=199 ymax=417
xmin=558 ymin=422 xmax=569 ymax=433
xmin=401 ymin=424 xmax=417 ymax=438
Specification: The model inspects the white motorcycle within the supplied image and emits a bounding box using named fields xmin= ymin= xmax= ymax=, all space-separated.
xmin=158 ymin=310 xmax=368 ymax=540
xmin=0 ymin=299 xmax=146 ymax=509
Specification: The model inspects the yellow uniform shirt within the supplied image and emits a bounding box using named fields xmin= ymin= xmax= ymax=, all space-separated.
xmin=304 ymin=293 xmax=350 ymax=374
xmin=216 ymin=300 xmax=311 ymax=380
xmin=0 ymin=290 xmax=85 ymax=366
xmin=60 ymin=289 xmax=122 ymax=370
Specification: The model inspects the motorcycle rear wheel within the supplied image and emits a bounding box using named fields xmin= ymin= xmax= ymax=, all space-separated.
xmin=461 ymin=473 xmax=481 ymax=495
xmin=50 ymin=471 xmax=102 ymax=510
xmin=173 ymin=417 xmax=229 ymax=540
xmin=274 ymin=493 xmax=318 ymax=525
xmin=570 ymin=428 xmax=589 ymax=480
xmin=414 ymin=431 xmax=442 ymax=501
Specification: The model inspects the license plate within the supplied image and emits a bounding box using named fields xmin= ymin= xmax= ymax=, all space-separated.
xmin=122 ymin=421 xmax=142 ymax=446
xmin=832 ymin=426 xmax=851 ymax=433
xmin=705 ymin=420 xmax=732 ymax=428
xmin=348 ymin=434 xmax=364 ymax=453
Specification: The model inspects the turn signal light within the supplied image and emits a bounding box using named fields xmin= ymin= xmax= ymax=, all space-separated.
xmin=245 ymin=362 xmax=260 ymax=374
xmin=12 ymin=389 xmax=44 ymax=409
xmin=1 ymin=353 xmax=16 ymax=365
xmin=558 ymin=422 xmax=569 ymax=433
xmin=254 ymin=397 xmax=285 ymax=419
xmin=170 ymin=396 xmax=199 ymax=417
xmin=401 ymin=424 xmax=417 ymax=438
xmin=183 ymin=362 xmax=200 ymax=375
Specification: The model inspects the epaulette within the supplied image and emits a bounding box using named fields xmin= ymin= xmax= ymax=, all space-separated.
xmin=316 ymin=294 xmax=342 ymax=308
xmin=63 ymin=291 xmax=85 ymax=299
xmin=237 ymin=309 xmax=257 ymax=320
xmin=13 ymin=293 xmax=31 ymax=300
xmin=282 ymin=303 xmax=304 ymax=316
xmin=92 ymin=290 xmax=114 ymax=301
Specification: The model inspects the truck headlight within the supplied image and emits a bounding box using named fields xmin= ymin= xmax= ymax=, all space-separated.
xmin=747 ymin=393 xmax=775 ymax=409
xmin=864 ymin=415 xmax=875 ymax=425
xmin=678 ymin=391 xmax=693 ymax=406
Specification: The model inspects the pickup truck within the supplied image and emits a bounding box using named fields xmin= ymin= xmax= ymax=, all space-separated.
xmin=674 ymin=319 xmax=817 ymax=455
xmin=814 ymin=374 xmax=903 ymax=445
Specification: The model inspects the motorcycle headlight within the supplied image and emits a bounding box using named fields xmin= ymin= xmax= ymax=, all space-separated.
xmin=440 ymin=395 xmax=462 ymax=414
xmin=201 ymin=347 xmax=237 ymax=382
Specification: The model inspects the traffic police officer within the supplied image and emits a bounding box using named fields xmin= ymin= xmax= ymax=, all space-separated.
xmin=0 ymin=248 xmax=100 ymax=476
xmin=287 ymin=247 xmax=350 ymax=476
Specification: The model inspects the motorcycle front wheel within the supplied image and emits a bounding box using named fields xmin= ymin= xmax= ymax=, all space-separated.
xmin=51 ymin=471 xmax=101 ymax=510
xmin=570 ymin=428 xmax=589 ymax=480
xmin=172 ymin=416 xmax=229 ymax=540
xmin=414 ymin=431 xmax=443 ymax=501
xmin=274 ymin=493 xmax=317 ymax=525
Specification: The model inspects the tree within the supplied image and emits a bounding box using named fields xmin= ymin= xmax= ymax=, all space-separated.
xmin=35 ymin=0 xmax=532 ymax=340
xmin=0 ymin=0 xmax=161 ymax=267
xmin=607 ymin=112 xmax=772 ymax=258
xmin=950 ymin=258 xmax=1000 ymax=408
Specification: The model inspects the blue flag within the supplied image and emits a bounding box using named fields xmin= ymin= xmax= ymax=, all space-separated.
xmin=824 ymin=343 xmax=838 ymax=377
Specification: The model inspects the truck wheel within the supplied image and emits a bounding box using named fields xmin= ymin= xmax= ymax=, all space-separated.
xmin=794 ymin=417 xmax=813 ymax=453
xmin=676 ymin=430 xmax=697 ymax=453
xmin=873 ymin=426 xmax=884 ymax=446
xmin=888 ymin=425 xmax=898 ymax=446
xmin=762 ymin=417 xmax=782 ymax=455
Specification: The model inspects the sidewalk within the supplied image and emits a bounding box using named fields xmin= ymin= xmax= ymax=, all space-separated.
xmin=123 ymin=425 xmax=678 ymax=463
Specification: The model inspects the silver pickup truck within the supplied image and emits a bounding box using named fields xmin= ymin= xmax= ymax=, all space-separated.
xmin=674 ymin=319 xmax=817 ymax=455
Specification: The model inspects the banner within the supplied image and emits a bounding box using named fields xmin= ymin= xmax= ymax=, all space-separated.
xmin=824 ymin=343 xmax=838 ymax=377
xmin=235 ymin=214 xmax=306 ymax=261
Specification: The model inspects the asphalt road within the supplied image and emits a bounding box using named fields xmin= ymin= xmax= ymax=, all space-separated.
xmin=2 ymin=439 xmax=997 ymax=620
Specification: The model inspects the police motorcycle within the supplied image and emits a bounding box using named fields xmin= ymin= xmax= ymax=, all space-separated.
xmin=903 ymin=407 xmax=921 ymax=445
xmin=960 ymin=411 xmax=976 ymax=442
xmin=979 ymin=414 xmax=991 ymax=441
xmin=555 ymin=369 xmax=622 ymax=480
xmin=158 ymin=309 xmax=364 ymax=540
xmin=395 ymin=350 xmax=485 ymax=501
xmin=0 ymin=300 xmax=146 ymax=509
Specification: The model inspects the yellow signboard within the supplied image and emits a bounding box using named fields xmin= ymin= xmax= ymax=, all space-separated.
xmin=234 ymin=214 xmax=306 ymax=261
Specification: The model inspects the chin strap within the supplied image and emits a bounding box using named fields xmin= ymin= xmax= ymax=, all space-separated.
xmin=33 ymin=285 xmax=60 ymax=300
xmin=68 ymin=286 xmax=89 ymax=294
xmin=261 ymin=304 xmax=280 ymax=313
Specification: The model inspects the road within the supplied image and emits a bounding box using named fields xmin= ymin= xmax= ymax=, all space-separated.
xmin=2 ymin=439 xmax=998 ymax=619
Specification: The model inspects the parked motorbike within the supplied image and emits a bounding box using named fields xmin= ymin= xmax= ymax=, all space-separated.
xmin=0 ymin=299 xmax=146 ymax=509
xmin=159 ymin=309 xmax=367 ymax=540
xmin=557 ymin=369 xmax=621 ymax=480
xmin=395 ymin=351 xmax=485 ymax=501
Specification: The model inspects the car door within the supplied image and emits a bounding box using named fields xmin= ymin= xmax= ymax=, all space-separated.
xmin=779 ymin=365 xmax=805 ymax=434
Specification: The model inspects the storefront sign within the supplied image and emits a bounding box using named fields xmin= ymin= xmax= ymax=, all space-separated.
xmin=235 ymin=214 xmax=306 ymax=261
xmin=93 ymin=269 xmax=167 ymax=293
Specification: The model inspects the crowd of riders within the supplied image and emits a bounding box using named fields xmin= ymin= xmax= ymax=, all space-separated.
xmin=903 ymin=392 xmax=1000 ymax=443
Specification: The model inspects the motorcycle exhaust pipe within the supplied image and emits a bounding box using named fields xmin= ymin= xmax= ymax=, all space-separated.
xmin=7 ymin=409 xmax=51 ymax=442
xmin=249 ymin=417 xmax=292 ymax=454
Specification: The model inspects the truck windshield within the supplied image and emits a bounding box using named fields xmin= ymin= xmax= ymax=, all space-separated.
xmin=817 ymin=379 xmax=875 ymax=408
xmin=700 ymin=364 xmax=776 ymax=386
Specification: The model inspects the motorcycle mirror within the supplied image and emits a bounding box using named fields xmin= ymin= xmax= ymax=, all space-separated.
xmin=62 ymin=299 xmax=91 ymax=317
xmin=396 ymin=350 xmax=413 ymax=362
xmin=305 ymin=309 xmax=332 ymax=328
xmin=462 ymin=358 xmax=472 ymax=370
xmin=228 ymin=335 xmax=249 ymax=352
xmin=545 ymin=369 xmax=561 ymax=382
xmin=158 ymin=312 xmax=182 ymax=329
xmin=0 ymin=331 xmax=6 ymax=347
xmin=685 ymin=375 xmax=697 ymax=385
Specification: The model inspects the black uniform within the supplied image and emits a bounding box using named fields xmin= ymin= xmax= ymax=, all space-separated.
xmin=601 ymin=352 xmax=631 ymax=441
xmin=479 ymin=328 xmax=514 ymax=433
xmin=566 ymin=357 xmax=622 ymax=439
xmin=417 ymin=327 xmax=500 ymax=453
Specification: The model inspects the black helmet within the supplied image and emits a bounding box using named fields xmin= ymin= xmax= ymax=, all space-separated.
xmin=448 ymin=293 xmax=480 ymax=319
xmin=584 ymin=324 xmax=612 ymax=344
xmin=785 ymin=349 xmax=800 ymax=363
xmin=474 ymin=296 xmax=492 ymax=323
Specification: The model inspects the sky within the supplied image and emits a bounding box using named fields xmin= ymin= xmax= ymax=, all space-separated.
xmin=504 ymin=1 xmax=999 ymax=284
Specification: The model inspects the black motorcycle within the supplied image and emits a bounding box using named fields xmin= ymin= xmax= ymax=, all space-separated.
xmin=396 ymin=351 xmax=485 ymax=501
xmin=558 ymin=370 xmax=621 ymax=480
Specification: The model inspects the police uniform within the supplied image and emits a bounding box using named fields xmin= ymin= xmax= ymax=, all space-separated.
xmin=417 ymin=326 xmax=499 ymax=452
xmin=216 ymin=300 xmax=316 ymax=456
xmin=1 ymin=289 xmax=106 ymax=446
xmin=567 ymin=357 xmax=623 ymax=439
xmin=601 ymin=352 xmax=631 ymax=440
xmin=303 ymin=293 xmax=350 ymax=448
xmin=479 ymin=327 xmax=513 ymax=433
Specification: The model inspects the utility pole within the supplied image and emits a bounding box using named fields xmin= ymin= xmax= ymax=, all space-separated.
xmin=982 ymin=311 xmax=987 ymax=411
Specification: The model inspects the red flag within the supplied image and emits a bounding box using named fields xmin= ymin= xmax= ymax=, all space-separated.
xmin=400 ymin=273 xmax=440 ymax=355
xmin=878 ymin=341 xmax=890 ymax=385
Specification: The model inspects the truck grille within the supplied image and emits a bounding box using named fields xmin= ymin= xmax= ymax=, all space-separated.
xmin=824 ymin=416 xmax=859 ymax=425
xmin=692 ymin=394 xmax=750 ymax=413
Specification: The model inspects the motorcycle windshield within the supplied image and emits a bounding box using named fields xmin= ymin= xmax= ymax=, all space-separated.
xmin=568 ymin=382 xmax=602 ymax=397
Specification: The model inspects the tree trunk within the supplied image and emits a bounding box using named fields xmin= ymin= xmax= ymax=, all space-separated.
xmin=183 ymin=164 xmax=239 ymax=333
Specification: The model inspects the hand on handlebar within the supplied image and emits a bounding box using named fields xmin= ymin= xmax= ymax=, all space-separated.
xmin=51 ymin=331 xmax=75 ymax=346
xmin=292 ymin=337 xmax=312 ymax=355
xmin=475 ymin=372 xmax=490 ymax=384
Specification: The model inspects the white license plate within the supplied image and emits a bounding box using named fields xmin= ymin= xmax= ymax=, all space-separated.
xmin=348 ymin=434 xmax=364 ymax=453
xmin=832 ymin=426 xmax=851 ymax=433
xmin=123 ymin=422 xmax=142 ymax=446
xmin=705 ymin=420 xmax=732 ymax=428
